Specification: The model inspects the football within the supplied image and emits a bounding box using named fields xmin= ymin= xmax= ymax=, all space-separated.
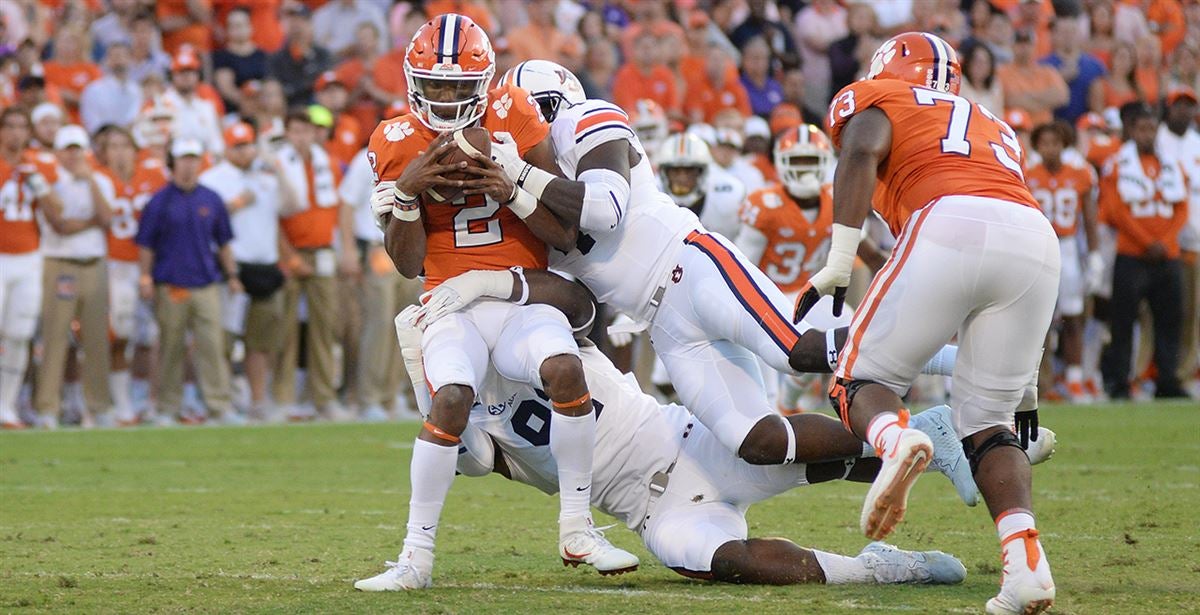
xmin=426 ymin=126 xmax=492 ymax=203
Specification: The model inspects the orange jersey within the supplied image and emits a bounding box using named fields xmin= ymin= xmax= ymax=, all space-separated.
xmin=1098 ymin=153 xmax=1190 ymax=259
xmin=827 ymin=79 xmax=1039 ymax=236
xmin=368 ymin=83 xmax=550 ymax=290
xmin=104 ymin=159 xmax=170 ymax=262
xmin=1025 ymin=161 xmax=1096 ymax=238
xmin=740 ymin=184 xmax=834 ymax=294
xmin=0 ymin=150 xmax=59 ymax=254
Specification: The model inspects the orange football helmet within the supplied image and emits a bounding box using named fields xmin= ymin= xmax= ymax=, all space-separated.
xmin=404 ymin=13 xmax=496 ymax=132
xmin=865 ymin=32 xmax=961 ymax=95
xmin=628 ymin=99 xmax=668 ymax=157
xmin=774 ymin=124 xmax=833 ymax=199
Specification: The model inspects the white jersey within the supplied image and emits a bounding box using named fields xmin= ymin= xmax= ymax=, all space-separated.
xmin=548 ymin=100 xmax=703 ymax=322
xmin=696 ymin=165 xmax=745 ymax=240
xmin=469 ymin=346 xmax=692 ymax=530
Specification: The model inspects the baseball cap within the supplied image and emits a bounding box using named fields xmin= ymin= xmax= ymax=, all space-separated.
xmin=171 ymin=48 xmax=201 ymax=72
xmin=1004 ymin=108 xmax=1032 ymax=132
xmin=744 ymin=115 xmax=770 ymax=140
xmin=224 ymin=122 xmax=255 ymax=147
xmin=1166 ymin=86 xmax=1198 ymax=106
xmin=1076 ymin=111 xmax=1108 ymax=132
xmin=31 ymin=102 xmax=63 ymax=124
xmin=53 ymin=124 xmax=89 ymax=150
xmin=314 ymin=71 xmax=346 ymax=92
xmin=170 ymin=138 xmax=204 ymax=158
xmin=713 ymin=127 xmax=743 ymax=148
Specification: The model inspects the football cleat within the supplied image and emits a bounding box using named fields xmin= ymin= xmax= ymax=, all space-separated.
xmin=859 ymin=542 xmax=966 ymax=585
xmin=559 ymin=516 xmax=639 ymax=576
xmin=986 ymin=529 xmax=1055 ymax=615
xmin=861 ymin=423 xmax=932 ymax=540
xmin=909 ymin=405 xmax=978 ymax=507
xmin=354 ymin=547 xmax=434 ymax=591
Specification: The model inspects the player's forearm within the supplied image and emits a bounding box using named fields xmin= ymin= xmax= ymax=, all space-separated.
xmin=831 ymin=155 xmax=877 ymax=229
xmin=537 ymin=178 xmax=586 ymax=227
xmin=520 ymin=204 xmax=578 ymax=252
xmin=217 ymin=245 xmax=238 ymax=279
xmin=384 ymin=216 xmax=426 ymax=278
xmin=1081 ymin=194 xmax=1101 ymax=252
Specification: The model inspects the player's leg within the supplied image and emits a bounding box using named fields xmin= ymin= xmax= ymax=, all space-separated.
xmin=355 ymin=311 xmax=489 ymax=592
xmin=1147 ymin=259 xmax=1186 ymax=396
xmin=0 ymin=254 xmax=41 ymax=428
xmin=1100 ymin=255 xmax=1147 ymax=399
xmin=108 ymin=261 xmax=138 ymax=424
xmin=1056 ymin=238 xmax=1088 ymax=401
xmin=492 ymin=303 xmax=638 ymax=574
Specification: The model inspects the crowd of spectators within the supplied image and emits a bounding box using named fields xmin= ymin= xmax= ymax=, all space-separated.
xmin=0 ymin=0 xmax=1197 ymax=429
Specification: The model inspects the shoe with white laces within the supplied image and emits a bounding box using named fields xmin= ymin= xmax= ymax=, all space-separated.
xmin=909 ymin=405 xmax=978 ymax=507
xmin=861 ymin=416 xmax=933 ymax=540
xmin=1025 ymin=427 xmax=1056 ymax=466
xmin=354 ymin=547 xmax=434 ymax=591
xmin=986 ymin=529 xmax=1055 ymax=615
xmin=859 ymin=542 xmax=966 ymax=585
xmin=558 ymin=516 xmax=639 ymax=576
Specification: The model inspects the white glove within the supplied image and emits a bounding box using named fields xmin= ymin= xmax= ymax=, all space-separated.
xmin=418 ymin=269 xmax=513 ymax=326
xmin=1085 ymin=251 xmax=1105 ymax=294
xmin=371 ymin=181 xmax=396 ymax=231
xmin=606 ymin=312 xmax=644 ymax=348
xmin=394 ymin=304 xmax=433 ymax=417
xmin=490 ymin=131 xmax=524 ymax=183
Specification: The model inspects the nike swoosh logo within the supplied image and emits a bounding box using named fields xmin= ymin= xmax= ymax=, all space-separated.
xmin=421 ymin=525 xmax=436 ymax=531
xmin=562 ymin=548 xmax=592 ymax=560
xmin=575 ymin=486 xmax=588 ymax=491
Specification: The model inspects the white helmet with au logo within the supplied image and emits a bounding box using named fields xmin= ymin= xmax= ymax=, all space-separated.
xmin=656 ymin=132 xmax=713 ymax=208
xmin=500 ymin=60 xmax=586 ymax=122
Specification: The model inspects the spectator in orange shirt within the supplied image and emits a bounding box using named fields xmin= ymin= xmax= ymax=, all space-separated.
xmin=1145 ymin=0 xmax=1186 ymax=57
xmin=508 ymin=0 xmax=585 ymax=72
xmin=313 ymin=71 xmax=360 ymax=171
xmin=612 ymin=35 xmax=680 ymax=116
xmin=1086 ymin=0 xmax=1118 ymax=68
xmin=1134 ymin=34 xmax=1165 ymax=105
xmin=1099 ymin=102 xmax=1190 ymax=399
xmin=157 ymin=0 xmax=213 ymax=56
xmin=423 ymin=0 xmax=495 ymax=36
xmin=620 ymin=0 xmax=686 ymax=64
xmin=1011 ymin=0 xmax=1052 ymax=58
xmin=1090 ymin=43 xmax=1141 ymax=113
xmin=370 ymin=10 xmax=426 ymax=104
xmin=334 ymin=22 xmax=389 ymax=145
xmin=213 ymin=0 xmax=284 ymax=53
xmin=996 ymin=29 xmax=1069 ymax=125
xmin=683 ymin=44 xmax=751 ymax=124
xmin=42 ymin=25 xmax=102 ymax=124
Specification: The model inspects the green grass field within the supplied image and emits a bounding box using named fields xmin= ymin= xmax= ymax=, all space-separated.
xmin=2 ymin=402 xmax=1198 ymax=614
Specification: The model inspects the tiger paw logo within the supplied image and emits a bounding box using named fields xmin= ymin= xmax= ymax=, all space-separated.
xmin=384 ymin=121 xmax=414 ymax=142
xmin=492 ymin=93 xmax=513 ymax=119
xmin=761 ymin=192 xmax=783 ymax=209
xmin=868 ymin=40 xmax=897 ymax=79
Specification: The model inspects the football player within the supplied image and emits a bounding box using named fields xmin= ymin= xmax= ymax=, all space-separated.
xmin=0 ymin=108 xmax=61 ymax=429
xmin=656 ymin=132 xmax=745 ymax=240
xmin=365 ymin=14 xmax=635 ymax=584
xmin=801 ymin=33 xmax=1060 ymax=614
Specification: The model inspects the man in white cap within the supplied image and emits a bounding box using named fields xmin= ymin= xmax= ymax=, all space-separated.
xmin=34 ymin=125 xmax=115 ymax=429
xmin=30 ymin=103 xmax=64 ymax=151
xmin=136 ymin=138 xmax=243 ymax=424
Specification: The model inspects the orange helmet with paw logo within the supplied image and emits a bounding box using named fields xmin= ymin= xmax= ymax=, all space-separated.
xmin=774 ymin=124 xmax=833 ymax=199
xmin=865 ymin=32 xmax=961 ymax=95
xmin=404 ymin=13 xmax=496 ymax=132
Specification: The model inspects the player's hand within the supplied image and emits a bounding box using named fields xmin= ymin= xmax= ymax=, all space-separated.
xmin=138 ymin=274 xmax=154 ymax=302
xmin=227 ymin=276 xmax=245 ymax=296
xmin=371 ymin=181 xmax=396 ymax=230
xmin=458 ymin=155 xmax=517 ymax=203
xmin=607 ymin=313 xmax=638 ymax=348
xmin=394 ymin=132 xmax=463 ymax=198
xmin=17 ymin=164 xmax=50 ymax=198
xmin=793 ymin=267 xmax=850 ymax=323
xmin=419 ymin=269 xmax=514 ymax=325
xmin=1014 ymin=409 xmax=1039 ymax=450
xmin=394 ymin=304 xmax=429 ymax=351
xmin=1085 ymin=250 xmax=1105 ymax=293
xmin=489 ymin=131 xmax=525 ymax=183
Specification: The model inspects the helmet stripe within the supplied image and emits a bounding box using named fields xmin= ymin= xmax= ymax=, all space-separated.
xmin=448 ymin=14 xmax=461 ymax=63
xmin=923 ymin=33 xmax=950 ymax=91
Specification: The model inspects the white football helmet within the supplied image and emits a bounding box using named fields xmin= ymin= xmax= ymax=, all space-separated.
xmin=657 ymin=133 xmax=712 ymax=207
xmin=500 ymin=59 xmax=586 ymax=122
xmin=774 ymin=123 xmax=833 ymax=199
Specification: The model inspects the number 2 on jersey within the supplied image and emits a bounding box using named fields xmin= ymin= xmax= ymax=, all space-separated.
xmin=453 ymin=195 xmax=503 ymax=248
xmin=912 ymin=88 xmax=1024 ymax=179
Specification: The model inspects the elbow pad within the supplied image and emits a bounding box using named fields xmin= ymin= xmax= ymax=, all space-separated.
xmin=578 ymin=168 xmax=629 ymax=233
xmin=456 ymin=421 xmax=495 ymax=477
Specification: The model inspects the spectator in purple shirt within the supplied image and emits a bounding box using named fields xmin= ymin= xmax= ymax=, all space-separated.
xmin=135 ymin=138 xmax=243 ymax=424
xmin=739 ymin=37 xmax=783 ymax=118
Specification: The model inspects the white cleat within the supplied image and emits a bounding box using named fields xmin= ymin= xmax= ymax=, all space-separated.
xmin=861 ymin=425 xmax=933 ymax=540
xmin=1025 ymin=427 xmax=1056 ymax=466
xmin=859 ymin=542 xmax=966 ymax=585
xmin=910 ymin=405 xmax=978 ymax=507
xmin=559 ymin=516 xmax=639 ymax=576
xmin=986 ymin=529 xmax=1055 ymax=615
xmin=353 ymin=547 xmax=433 ymax=591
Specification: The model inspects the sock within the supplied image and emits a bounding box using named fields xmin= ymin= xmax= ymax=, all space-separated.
xmin=813 ymin=549 xmax=873 ymax=584
xmin=865 ymin=411 xmax=907 ymax=457
xmin=550 ymin=410 xmax=595 ymax=524
xmin=1065 ymin=365 xmax=1083 ymax=385
xmin=920 ymin=345 xmax=958 ymax=376
xmin=0 ymin=339 xmax=30 ymax=414
xmin=996 ymin=509 xmax=1036 ymax=541
xmin=110 ymin=370 xmax=133 ymax=417
xmin=402 ymin=439 xmax=458 ymax=552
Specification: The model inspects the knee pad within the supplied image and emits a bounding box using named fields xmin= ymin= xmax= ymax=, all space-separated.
xmin=827 ymin=378 xmax=880 ymax=430
xmin=962 ymin=429 xmax=1026 ymax=475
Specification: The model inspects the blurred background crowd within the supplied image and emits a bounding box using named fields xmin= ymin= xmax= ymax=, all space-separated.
xmin=0 ymin=0 xmax=1197 ymax=429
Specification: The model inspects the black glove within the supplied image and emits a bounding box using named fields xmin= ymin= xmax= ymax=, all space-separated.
xmin=1014 ymin=409 xmax=1039 ymax=450
xmin=793 ymin=285 xmax=846 ymax=323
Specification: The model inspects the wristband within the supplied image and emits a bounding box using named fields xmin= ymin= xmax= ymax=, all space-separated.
xmin=572 ymin=302 xmax=597 ymax=334
xmin=392 ymin=203 xmax=420 ymax=222
xmin=506 ymin=188 xmax=537 ymax=219
xmin=510 ymin=266 xmax=530 ymax=305
xmin=826 ymin=223 xmax=862 ymax=273
xmin=516 ymin=163 xmax=555 ymax=200
xmin=393 ymin=184 xmax=419 ymax=205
